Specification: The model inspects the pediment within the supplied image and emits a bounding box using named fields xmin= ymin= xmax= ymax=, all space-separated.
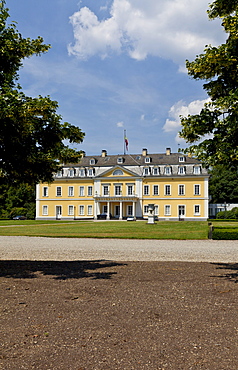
xmin=98 ymin=165 xmax=139 ymax=178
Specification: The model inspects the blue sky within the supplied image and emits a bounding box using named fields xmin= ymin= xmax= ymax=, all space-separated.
xmin=7 ymin=0 xmax=226 ymax=156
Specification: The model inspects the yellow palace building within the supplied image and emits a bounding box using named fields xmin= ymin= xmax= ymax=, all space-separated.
xmin=36 ymin=148 xmax=209 ymax=221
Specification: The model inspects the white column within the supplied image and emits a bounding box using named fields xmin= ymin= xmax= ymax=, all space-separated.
xmin=107 ymin=201 xmax=110 ymax=219
xmin=119 ymin=201 xmax=123 ymax=220
xmin=35 ymin=184 xmax=40 ymax=220
xmin=133 ymin=201 xmax=136 ymax=220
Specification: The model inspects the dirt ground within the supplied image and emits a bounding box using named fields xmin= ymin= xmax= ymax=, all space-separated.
xmin=1 ymin=260 xmax=238 ymax=370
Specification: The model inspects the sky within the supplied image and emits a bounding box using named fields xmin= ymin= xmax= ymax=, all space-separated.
xmin=7 ymin=0 xmax=226 ymax=156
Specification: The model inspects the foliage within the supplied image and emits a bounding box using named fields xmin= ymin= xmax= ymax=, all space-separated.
xmin=216 ymin=207 xmax=238 ymax=219
xmin=0 ymin=183 xmax=36 ymax=219
xmin=209 ymin=165 xmax=238 ymax=203
xmin=0 ymin=1 xmax=85 ymax=184
xmin=179 ymin=0 xmax=238 ymax=169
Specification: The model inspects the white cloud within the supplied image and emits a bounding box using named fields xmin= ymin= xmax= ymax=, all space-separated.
xmin=163 ymin=98 xmax=210 ymax=133
xmin=68 ymin=0 xmax=225 ymax=66
xmin=117 ymin=121 xmax=124 ymax=127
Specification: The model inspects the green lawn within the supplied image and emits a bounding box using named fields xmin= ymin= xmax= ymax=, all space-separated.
xmin=0 ymin=220 xmax=209 ymax=239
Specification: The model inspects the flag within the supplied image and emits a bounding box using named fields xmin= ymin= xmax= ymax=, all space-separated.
xmin=124 ymin=135 xmax=128 ymax=151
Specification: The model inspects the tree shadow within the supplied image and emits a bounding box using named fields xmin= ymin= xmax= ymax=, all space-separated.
xmin=0 ymin=260 xmax=126 ymax=280
xmin=211 ymin=263 xmax=238 ymax=283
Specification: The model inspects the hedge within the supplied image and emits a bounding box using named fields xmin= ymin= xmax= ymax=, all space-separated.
xmin=212 ymin=229 xmax=238 ymax=240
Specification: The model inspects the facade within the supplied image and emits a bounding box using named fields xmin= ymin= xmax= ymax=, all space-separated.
xmin=36 ymin=148 xmax=209 ymax=221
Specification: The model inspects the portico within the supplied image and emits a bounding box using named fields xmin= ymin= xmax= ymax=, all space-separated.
xmin=94 ymin=195 xmax=139 ymax=219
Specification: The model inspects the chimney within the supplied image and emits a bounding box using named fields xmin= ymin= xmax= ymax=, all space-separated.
xmin=81 ymin=151 xmax=86 ymax=157
xmin=166 ymin=148 xmax=171 ymax=155
xmin=101 ymin=150 xmax=107 ymax=157
xmin=142 ymin=148 xmax=148 ymax=156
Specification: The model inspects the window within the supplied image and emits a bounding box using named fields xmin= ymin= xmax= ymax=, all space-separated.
xmin=79 ymin=205 xmax=84 ymax=215
xmin=88 ymin=186 xmax=93 ymax=196
xmin=88 ymin=205 xmax=93 ymax=215
xmin=127 ymin=185 xmax=133 ymax=195
xmin=144 ymin=185 xmax=149 ymax=195
xmin=178 ymin=184 xmax=185 ymax=196
xmin=165 ymin=205 xmax=171 ymax=216
xmin=193 ymin=166 xmax=201 ymax=175
xmin=127 ymin=205 xmax=133 ymax=216
xmin=194 ymin=184 xmax=200 ymax=195
xmin=79 ymin=168 xmax=85 ymax=177
xmin=154 ymin=205 xmax=159 ymax=215
xmin=153 ymin=167 xmax=159 ymax=175
xmin=165 ymin=185 xmax=171 ymax=196
xmin=68 ymin=186 xmax=74 ymax=197
xmin=194 ymin=205 xmax=200 ymax=215
xmin=68 ymin=205 xmax=74 ymax=216
xmin=113 ymin=169 xmax=123 ymax=176
xmin=117 ymin=157 xmax=123 ymax=164
xmin=103 ymin=185 xmax=109 ymax=195
xmin=56 ymin=187 xmax=62 ymax=197
xmin=79 ymin=186 xmax=84 ymax=196
xmin=143 ymin=167 xmax=150 ymax=176
xmin=56 ymin=170 xmax=62 ymax=177
xmin=103 ymin=205 xmax=108 ymax=213
xmin=178 ymin=166 xmax=186 ymax=175
xmin=144 ymin=205 xmax=149 ymax=214
xmin=115 ymin=185 xmax=121 ymax=195
xmin=43 ymin=187 xmax=48 ymax=197
xmin=179 ymin=156 xmax=185 ymax=162
xmin=178 ymin=205 xmax=185 ymax=217
xmin=164 ymin=166 xmax=171 ymax=175
xmin=68 ymin=168 xmax=74 ymax=177
xmin=88 ymin=168 xmax=94 ymax=177
xmin=90 ymin=158 xmax=95 ymax=165
xmin=145 ymin=157 xmax=150 ymax=163
xmin=153 ymin=185 xmax=159 ymax=195
xmin=42 ymin=205 xmax=48 ymax=215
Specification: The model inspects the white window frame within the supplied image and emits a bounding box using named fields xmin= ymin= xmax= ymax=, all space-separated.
xmin=145 ymin=157 xmax=150 ymax=163
xmin=117 ymin=157 xmax=123 ymax=164
xmin=194 ymin=205 xmax=200 ymax=215
xmin=88 ymin=168 xmax=94 ymax=177
xmin=153 ymin=167 xmax=159 ymax=175
xmin=143 ymin=167 xmax=150 ymax=176
xmin=144 ymin=185 xmax=149 ymax=195
xmin=68 ymin=169 xmax=74 ymax=177
xmin=115 ymin=185 xmax=122 ymax=195
xmin=79 ymin=186 xmax=85 ymax=197
xmin=68 ymin=186 xmax=74 ymax=197
xmin=88 ymin=186 xmax=93 ymax=196
xmin=178 ymin=205 xmax=185 ymax=217
xmin=193 ymin=166 xmax=201 ymax=175
xmin=127 ymin=185 xmax=133 ymax=195
xmin=178 ymin=184 xmax=185 ymax=196
xmin=178 ymin=166 xmax=186 ymax=175
xmin=56 ymin=186 xmax=62 ymax=197
xmin=103 ymin=185 xmax=109 ymax=196
xmin=179 ymin=156 xmax=185 ymax=162
xmin=153 ymin=185 xmax=159 ymax=196
xmin=144 ymin=205 xmax=149 ymax=214
xmin=56 ymin=170 xmax=62 ymax=177
xmin=43 ymin=186 xmax=48 ymax=197
xmin=164 ymin=205 xmax=171 ymax=216
xmin=164 ymin=166 xmax=171 ymax=175
xmin=68 ymin=205 xmax=74 ymax=216
xmin=80 ymin=168 xmax=85 ymax=177
xmin=90 ymin=158 xmax=95 ymax=165
xmin=79 ymin=205 xmax=84 ymax=215
xmin=165 ymin=184 xmax=171 ymax=196
xmin=87 ymin=205 xmax=93 ymax=216
xmin=194 ymin=184 xmax=200 ymax=195
xmin=42 ymin=205 xmax=48 ymax=215
xmin=154 ymin=205 xmax=159 ymax=215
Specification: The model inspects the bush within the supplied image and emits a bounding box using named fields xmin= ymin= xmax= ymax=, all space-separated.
xmin=216 ymin=207 xmax=238 ymax=219
xmin=212 ymin=229 xmax=238 ymax=240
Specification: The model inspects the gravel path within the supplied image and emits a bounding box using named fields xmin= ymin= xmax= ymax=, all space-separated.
xmin=0 ymin=236 xmax=237 ymax=262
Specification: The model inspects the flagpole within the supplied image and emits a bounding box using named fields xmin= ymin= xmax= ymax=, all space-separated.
xmin=124 ymin=129 xmax=126 ymax=155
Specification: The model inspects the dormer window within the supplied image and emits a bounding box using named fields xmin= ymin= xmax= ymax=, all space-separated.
xmin=117 ymin=157 xmax=124 ymax=164
xmin=90 ymin=158 xmax=95 ymax=165
xmin=145 ymin=157 xmax=151 ymax=163
xmin=88 ymin=168 xmax=94 ymax=177
xmin=153 ymin=167 xmax=159 ymax=175
xmin=143 ymin=167 xmax=150 ymax=176
xmin=79 ymin=168 xmax=85 ymax=177
xmin=164 ymin=166 xmax=171 ymax=175
xmin=193 ymin=166 xmax=201 ymax=175
xmin=68 ymin=168 xmax=74 ymax=177
xmin=178 ymin=166 xmax=186 ymax=175
xmin=179 ymin=156 xmax=185 ymax=162
xmin=56 ymin=170 xmax=62 ymax=177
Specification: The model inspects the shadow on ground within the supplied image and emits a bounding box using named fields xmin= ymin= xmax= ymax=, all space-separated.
xmin=212 ymin=263 xmax=238 ymax=283
xmin=0 ymin=260 xmax=126 ymax=280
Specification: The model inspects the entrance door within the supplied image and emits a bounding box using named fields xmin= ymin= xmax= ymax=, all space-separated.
xmin=178 ymin=205 xmax=185 ymax=218
xmin=56 ymin=206 xmax=62 ymax=219
xmin=115 ymin=205 xmax=120 ymax=218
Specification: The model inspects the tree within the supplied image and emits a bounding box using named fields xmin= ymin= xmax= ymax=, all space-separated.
xmin=0 ymin=1 xmax=85 ymax=185
xmin=209 ymin=165 xmax=238 ymax=203
xmin=179 ymin=0 xmax=238 ymax=170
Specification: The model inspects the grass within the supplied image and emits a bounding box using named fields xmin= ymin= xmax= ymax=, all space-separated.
xmin=0 ymin=220 xmax=209 ymax=239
